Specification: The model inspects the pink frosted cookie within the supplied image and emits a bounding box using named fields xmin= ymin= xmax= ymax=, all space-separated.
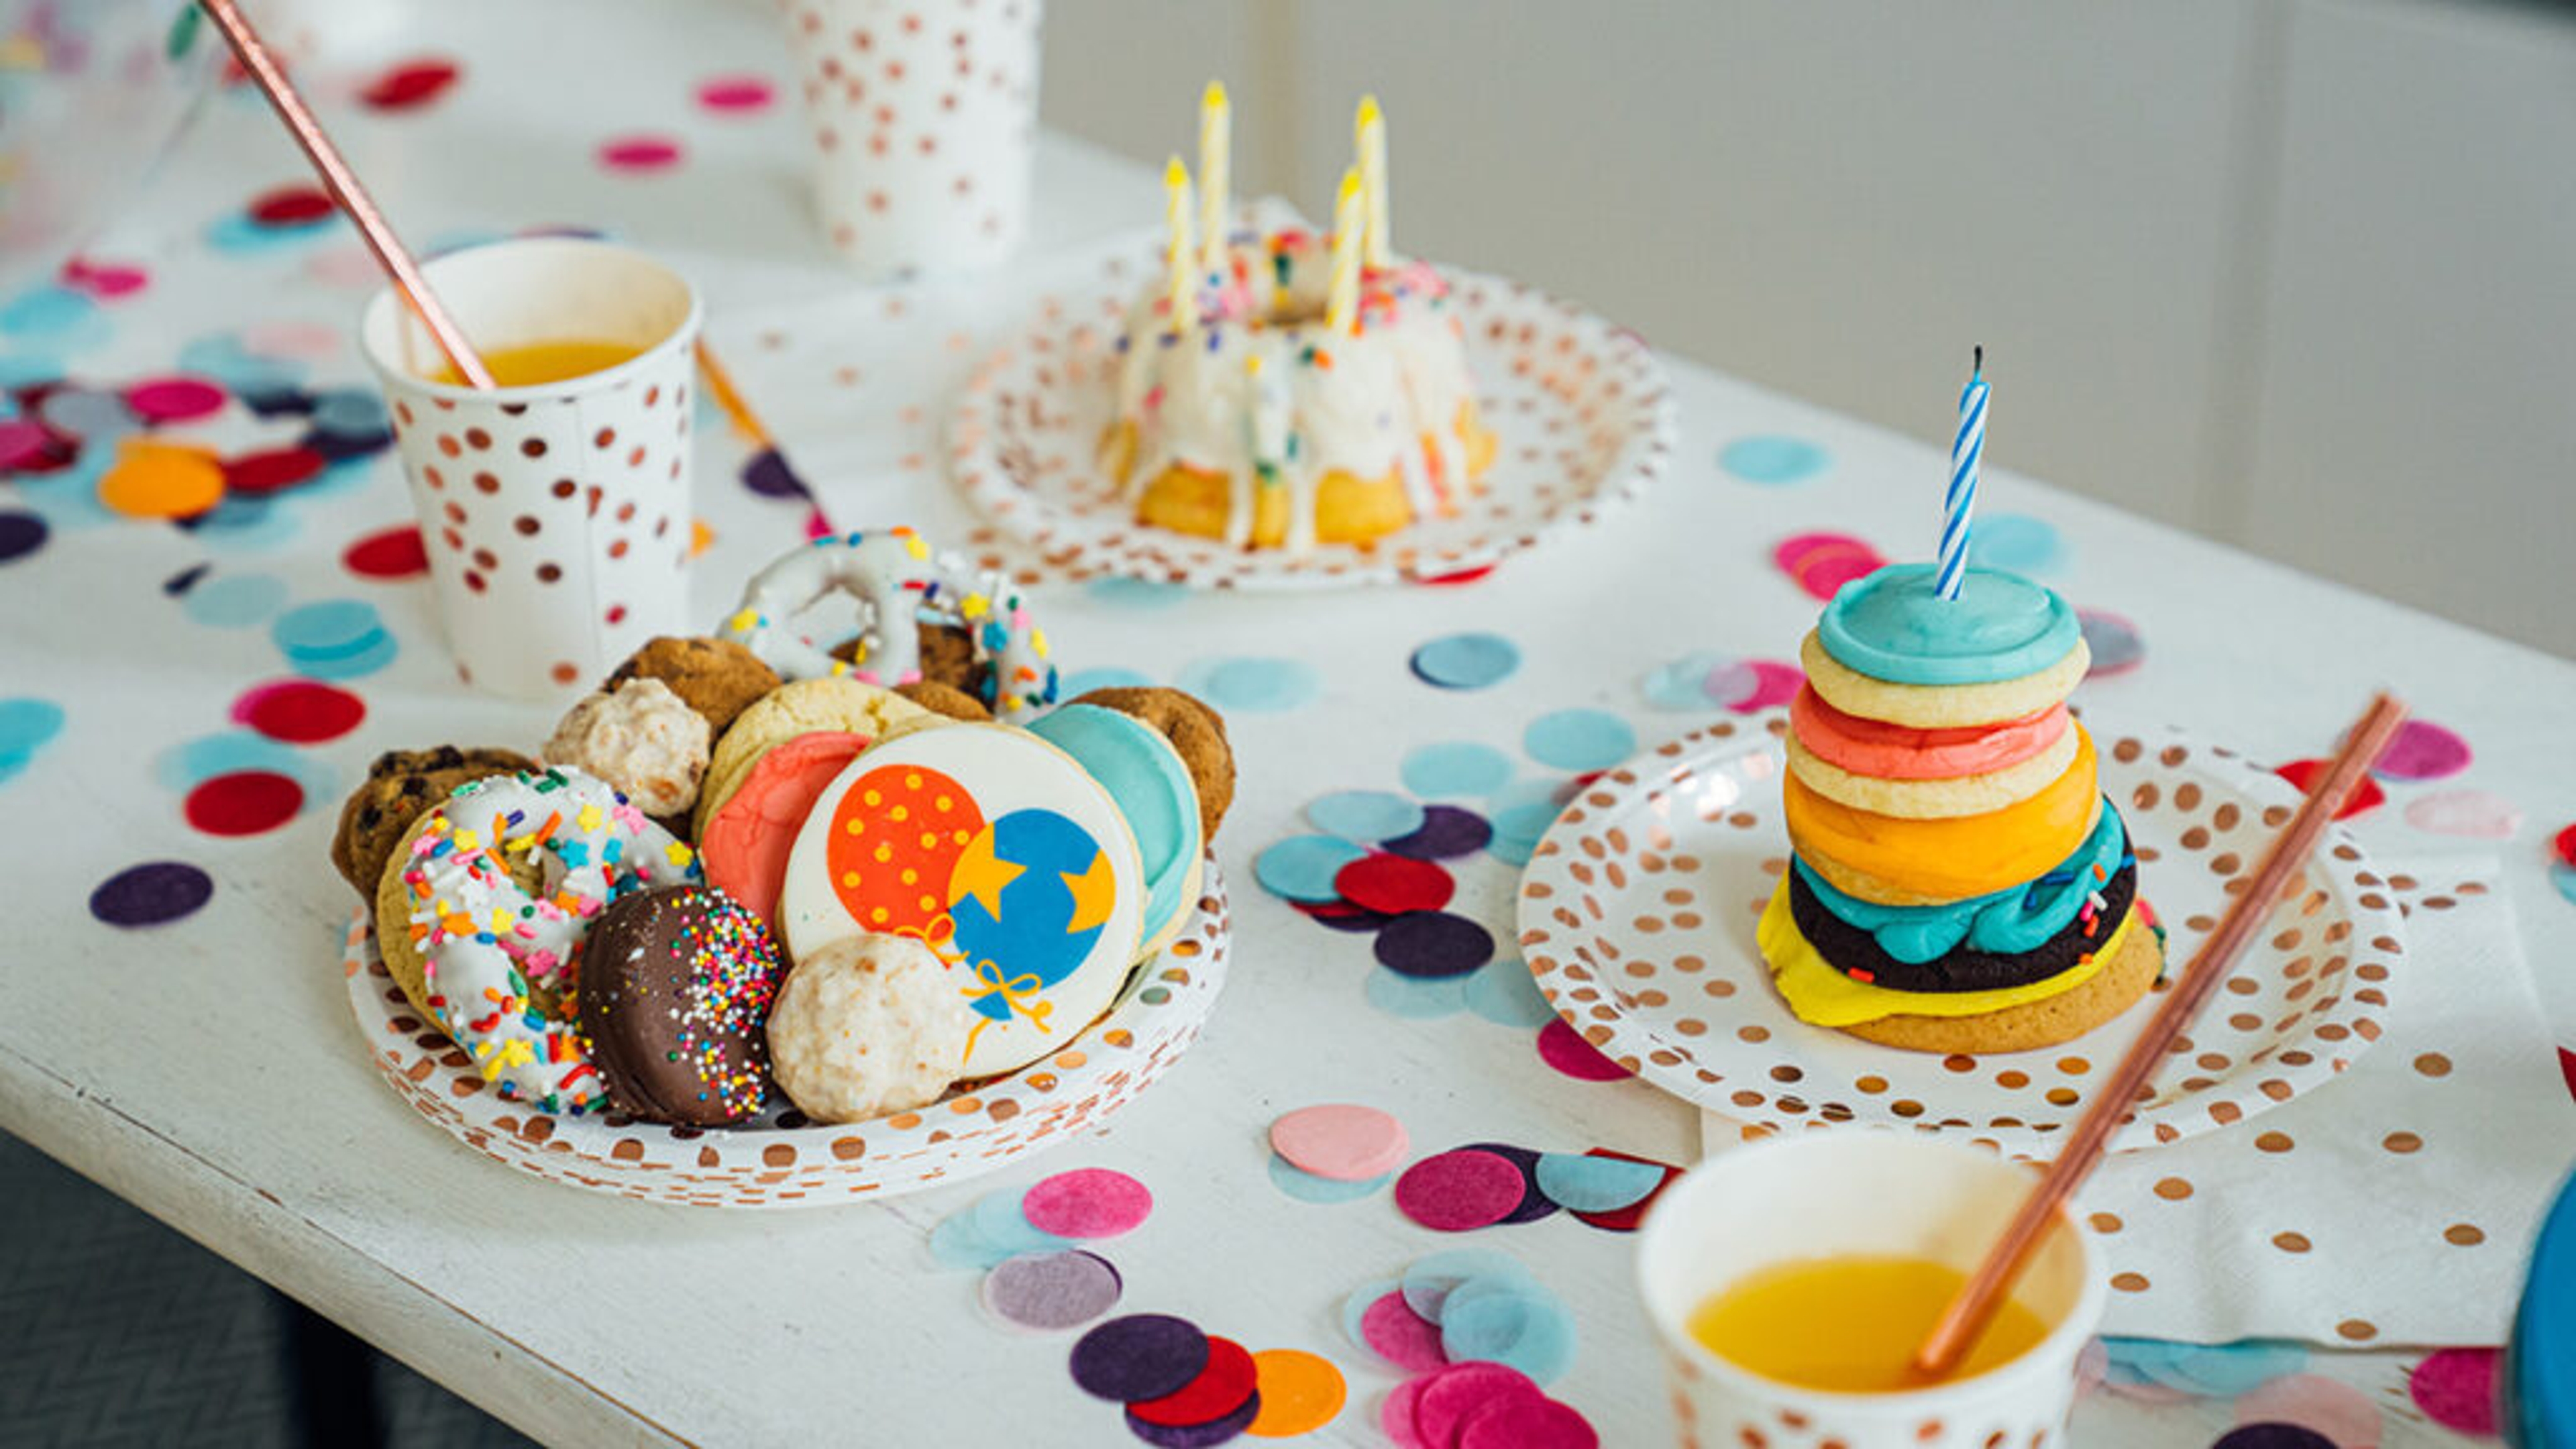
xmin=700 ymin=731 xmax=871 ymax=924
xmin=1789 ymin=685 xmax=2069 ymax=782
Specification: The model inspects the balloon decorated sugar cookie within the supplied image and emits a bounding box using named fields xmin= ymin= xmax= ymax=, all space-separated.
xmin=779 ymin=724 xmax=1146 ymax=1076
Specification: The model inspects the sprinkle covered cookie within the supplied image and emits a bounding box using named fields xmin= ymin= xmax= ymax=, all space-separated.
xmin=579 ymin=884 xmax=788 ymax=1126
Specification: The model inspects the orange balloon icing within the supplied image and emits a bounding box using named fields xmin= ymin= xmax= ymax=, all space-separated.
xmin=824 ymin=763 xmax=986 ymax=941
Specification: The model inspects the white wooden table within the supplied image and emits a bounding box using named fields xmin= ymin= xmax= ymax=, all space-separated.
xmin=2 ymin=2 xmax=2567 ymax=1444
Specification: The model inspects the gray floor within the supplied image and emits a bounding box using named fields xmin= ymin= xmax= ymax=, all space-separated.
xmin=0 ymin=1132 xmax=535 ymax=1448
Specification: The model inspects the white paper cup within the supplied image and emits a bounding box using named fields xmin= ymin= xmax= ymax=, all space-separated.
xmin=359 ymin=237 xmax=701 ymax=700
xmin=780 ymin=0 xmax=1042 ymax=278
xmin=1637 ymin=1133 xmax=2106 ymax=1449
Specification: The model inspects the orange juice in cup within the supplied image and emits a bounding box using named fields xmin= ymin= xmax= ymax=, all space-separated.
xmin=1637 ymin=1132 xmax=2106 ymax=1448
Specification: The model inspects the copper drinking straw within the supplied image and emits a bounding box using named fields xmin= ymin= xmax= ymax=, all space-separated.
xmin=1912 ymin=691 xmax=2409 ymax=1379
xmin=195 ymin=0 xmax=496 ymax=389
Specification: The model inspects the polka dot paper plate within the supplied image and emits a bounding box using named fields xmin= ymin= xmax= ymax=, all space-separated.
xmin=947 ymin=246 xmax=1674 ymax=590
xmin=342 ymin=861 xmax=1232 ymax=1207
xmin=1515 ymin=715 xmax=2408 ymax=1159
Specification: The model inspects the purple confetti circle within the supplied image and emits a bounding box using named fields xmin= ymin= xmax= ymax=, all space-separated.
xmin=982 ymin=1249 xmax=1123 ymax=1332
xmin=1071 ymin=1314 xmax=1211 ymax=1403
xmin=2211 ymin=1428 xmax=2339 ymax=1449
xmin=1374 ymin=911 xmax=1496 ymax=979
xmin=1462 ymin=1141 xmax=1560 ymax=1224
xmin=1125 ymin=1393 xmax=1260 ymax=1447
xmin=1383 ymin=805 xmax=1495 ymax=861
xmin=0 ymin=510 xmax=48 ymax=566
xmin=90 ymin=861 xmax=214 ymax=927
xmin=740 ymin=446 xmax=810 ymax=500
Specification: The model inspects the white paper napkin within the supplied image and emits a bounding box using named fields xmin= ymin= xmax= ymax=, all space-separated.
xmin=1701 ymin=859 xmax=2576 ymax=1348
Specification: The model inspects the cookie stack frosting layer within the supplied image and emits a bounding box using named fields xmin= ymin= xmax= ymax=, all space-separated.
xmin=1762 ymin=563 xmax=2159 ymax=1051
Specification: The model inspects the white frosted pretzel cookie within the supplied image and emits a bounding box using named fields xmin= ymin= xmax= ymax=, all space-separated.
xmin=1800 ymin=629 xmax=2088 ymax=730
xmin=390 ymin=767 xmax=700 ymax=1114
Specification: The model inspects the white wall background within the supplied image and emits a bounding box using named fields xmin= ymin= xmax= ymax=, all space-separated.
xmin=1040 ymin=0 xmax=2576 ymax=659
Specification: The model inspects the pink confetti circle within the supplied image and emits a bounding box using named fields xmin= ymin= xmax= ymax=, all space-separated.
xmin=1359 ymin=1292 xmax=1450 ymax=1373
xmin=695 ymin=74 xmax=775 ymax=113
xmin=125 ymin=376 xmax=228 ymax=424
xmin=1535 ymin=1018 xmax=1633 ymax=1082
xmin=1395 ymin=1149 xmax=1529 ymax=1232
xmin=596 ymin=134 xmax=684 ymax=173
xmin=2371 ymin=719 xmax=2473 ymax=782
xmin=0 ymin=419 xmax=52 ymax=470
xmin=2407 ymin=1348 xmax=2501 ymax=1436
xmin=2235 ymin=1374 xmax=2384 ymax=1448
xmin=1271 ymin=1104 xmax=1410 ymax=1183
xmin=1458 ymin=1395 xmax=1599 ymax=1449
xmin=241 ymin=319 xmax=344 ymax=361
xmin=1020 ymin=1167 xmax=1153 ymax=1239
xmin=1716 ymin=659 xmax=1804 ymax=714
xmin=2403 ymin=788 xmax=2523 ymax=840
xmin=1413 ymin=1362 xmax=1541 ymax=1446
xmin=60 ymin=258 xmax=149 ymax=299
xmin=1381 ymin=1376 xmax=1434 ymax=1449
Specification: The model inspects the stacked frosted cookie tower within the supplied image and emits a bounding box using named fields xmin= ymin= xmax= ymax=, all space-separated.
xmin=1761 ymin=561 xmax=2161 ymax=1053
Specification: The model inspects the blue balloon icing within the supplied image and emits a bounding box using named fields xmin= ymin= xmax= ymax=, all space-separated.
xmin=1817 ymin=563 xmax=2081 ymax=686
xmin=1793 ymin=803 xmax=2129 ymax=964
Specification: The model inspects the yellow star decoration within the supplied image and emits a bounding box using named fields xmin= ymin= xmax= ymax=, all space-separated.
xmin=949 ymin=828 xmax=1023 ymax=918
xmin=1061 ymin=850 xmax=1115 ymax=934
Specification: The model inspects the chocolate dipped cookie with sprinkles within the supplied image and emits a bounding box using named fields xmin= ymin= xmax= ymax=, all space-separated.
xmin=580 ymin=884 xmax=790 ymax=1126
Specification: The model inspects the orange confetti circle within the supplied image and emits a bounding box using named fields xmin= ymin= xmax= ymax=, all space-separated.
xmin=99 ymin=441 xmax=225 ymax=519
xmin=1245 ymin=1348 xmax=1346 ymax=1437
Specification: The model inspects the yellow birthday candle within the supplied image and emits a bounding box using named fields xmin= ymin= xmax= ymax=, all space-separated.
xmin=1325 ymin=168 xmax=1364 ymax=334
xmin=1356 ymin=95 xmax=1391 ymax=268
xmin=1163 ymin=156 xmax=1197 ymax=333
xmin=1197 ymin=82 xmax=1230 ymax=276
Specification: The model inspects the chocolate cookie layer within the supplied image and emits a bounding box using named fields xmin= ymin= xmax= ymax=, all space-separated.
xmin=1788 ymin=855 xmax=2139 ymax=994
xmin=578 ymin=885 xmax=788 ymax=1126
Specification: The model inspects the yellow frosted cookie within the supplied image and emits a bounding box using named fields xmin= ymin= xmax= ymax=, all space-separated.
xmin=1786 ymin=722 xmax=2083 ymax=820
xmin=1800 ymin=630 xmax=2089 ymax=729
xmin=695 ymin=680 xmax=934 ymax=840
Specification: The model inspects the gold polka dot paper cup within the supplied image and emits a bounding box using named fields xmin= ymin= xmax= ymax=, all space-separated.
xmin=360 ymin=237 xmax=702 ymax=698
xmin=1637 ymin=1133 xmax=2106 ymax=1448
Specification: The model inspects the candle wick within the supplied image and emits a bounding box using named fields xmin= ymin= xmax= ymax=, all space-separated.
xmin=1974 ymin=343 xmax=1984 ymax=378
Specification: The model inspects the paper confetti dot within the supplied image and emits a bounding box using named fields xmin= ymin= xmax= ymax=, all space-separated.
xmin=2554 ymin=822 xmax=2576 ymax=869
xmin=89 ymin=862 xmax=214 ymax=927
xmin=695 ymin=74 xmax=776 ymax=113
xmin=1365 ymin=968 xmax=1469 ymax=1020
xmin=1642 ymin=651 xmax=1734 ymax=711
xmin=1342 ymin=1279 xmax=1404 ymax=1352
xmin=1521 ymin=710 xmax=1635 ymax=773
xmin=0 ymin=418 xmax=54 ymax=469
xmin=2555 ymin=862 xmax=2576 ymax=909
xmin=0 ymin=284 xmax=99 ymax=337
xmin=221 ymin=445 xmax=328 ymax=498
xmin=1440 ymin=1291 xmax=1577 ymax=1385
xmin=0 ymin=697 xmax=66 ymax=769
xmin=2233 ymin=1374 xmax=2385 ymax=1448
xmin=1300 ymin=898 xmax=1395 ymax=934
xmin=739 ymin=447 xmax=808 ymax=499
xmin=341 ymin=524 xmax=428 ymax=580
xmin=2079 ymin=608 xmax=2146 ymax=678
xmin=1774 ymin=531 xmax=1887 ymax=601
xmin=1245 ymin=1349 xmax=1344 ymax=1438
xmin=1179 ymin=657 xmax=1320 ymax=713
xmin=123 ymin=376 xmax=227 ymax=423
xmin=359 ymin=56 xmax=462 ymax=111
xmin=2408 ymin=1347 xmax=2502 ymax=1436
xmin=1402 ymin=1250 xmax=1536 ymax=1322
xmin=1565 ymin=1150 xmax=1680 ymax=1232
xmin=59 ymin=258 xmax=150 ymax=301
xmin=248 ymin=184 xmax=336 ymax=229
xmin=929 ymin=1211 xmax=1020 ymax=1271
xmin=1718 ymin=435 xmax=1827 ymax=486
xmin=1085 ymin=576 xmax=1189 ymax=610
xmin=1021 ymin=1168 xmax=1153 ymax=1239
xmin=1532 ymin=1152 xmax=1665 ymax=1214
xmin=1383 ymin=805 xmax=1493 ymax=861
xmin=1459 ymin=1143 xmax=1557 ymax=1225
xmin=1462 ymin=961 xmax=1556 ymax=1028
xmin=270 ymin=599 xmax=398 ymax=680
xmin=2275 ymin=759 xmax=2385 ymax=821
xmin=2404 ymin=788 xmax=2522 ymax=840
xmin=982 ymin=1250 xmax=1123 ymax=1332
xmin=1256 ymin=835 xmax=1368 ymax=903
xmin=1401 ymin=742 xmax=1514 ymax=800
xmin=969 ymin=1188 xmax=1077 ymax=1257
xmin=1381 ymin=1376 xmax=1434 ymax=1449
xmin=179 ymin=573 xmax=288 ymax=628
xmin=184 ymin=770 xmax=305 ymax=837
xmin=0 ymin=511 xmax=48 ymax=564
xmin=1071 ymin=1315 xmax=1212 ymax=1403
xmin=1337 ymin=855 xmax=1454 ymax=915
xmin=2210 ymin=1428 xmax=2338 ymax=1449
xmin=1308 ymin=790 xmax=1427 ymax=844
xmin=1359 ymin=1291 xmax=1451 ymax=1373
xmin=596 ymin=134 xmax=685 ymax=172
xmin=99 ymin=441 xmax=224 ymax=519
xmin=1395 ymin=1150 xmax=1529 ymax=1232
xmin=1412 ymin=632 xmax=1523 ymax=691
xmin=1127 ymin=1395 xmax=1261 ymax=1448
xmin=1130 ymin=1334 xmax=1258 ymax=1428
xmin=231 ymin=679 xmax=364 ymax=745
xmin=1272 ymin=1104 xmax=1410 ymax=1183
xmin=1708 ymin=658 xmax=1804 ymax=713
xmin=2372 ymin=720 xmax=2473 ymax=782
xmin=1536 ymin=1019 xmax=1631 ymax=1081
xmin=1267 ymin=1154 xmax=1393 ymax=1204
xmin=1456 ymin=1395 xmax=1597 ymax=1449
xmin=1976 ymin=512 xmax=2066 ymax=572
xmin=1374 ymin=911 xmax=1495 ymax=979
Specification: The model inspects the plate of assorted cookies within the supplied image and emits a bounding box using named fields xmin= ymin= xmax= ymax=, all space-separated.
xmin=329 ymin=527 xmax=1240 ymax=1207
